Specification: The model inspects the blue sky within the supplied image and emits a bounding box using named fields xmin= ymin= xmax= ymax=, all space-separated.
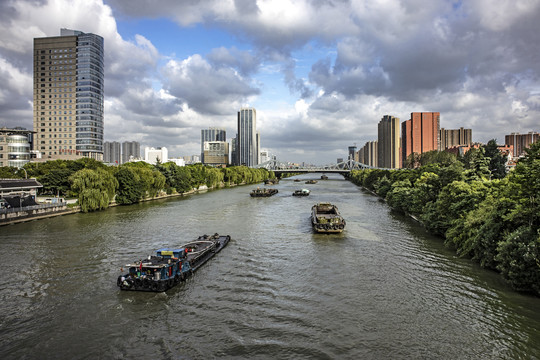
xmin=0 ymin=0 xmax=539 ymax=164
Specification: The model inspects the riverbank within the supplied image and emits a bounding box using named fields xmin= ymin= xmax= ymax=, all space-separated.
xmin=0 ymin=181 xmax=247 ymax=226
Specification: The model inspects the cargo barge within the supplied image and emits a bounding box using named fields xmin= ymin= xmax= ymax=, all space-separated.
xmin=250 ymin=188 xmax=278 ymax=197
xmin=117 ymin=233 xmax=230 ymax=292
xmin=311 ymin=203 xmax=346 ymax=233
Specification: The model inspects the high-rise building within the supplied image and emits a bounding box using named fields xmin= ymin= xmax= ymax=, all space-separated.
xmin=348 ymin=145 xmax=357 ymax=161
xmin=33 ymin=29 xmax=104 ymax=160
xmin=401 ymin=112 xmax=440 ymax=165
xmin=203 ymin=141 xmax=229 ymax=167
xmin=359 ymin=141 xmax=378 ymax=167
xmin=440 ymin=127 xmax=472 ymax=149
xmin=122 ymin=141 xmax=140 ymax=164
xmin=237 ymin=108 xmax=258 ymax=166
xmin=103 ymin=141 xmax=121 ymax=165
xmin=230 ymin=137 xmax=238 ymax=165
xmin=377 ymin=115 xmax=400 ymax=169
xmin=201 ymin=128 xmax=226 ymax=162
xmin=505 ymin=131 xmax=540 ymax=158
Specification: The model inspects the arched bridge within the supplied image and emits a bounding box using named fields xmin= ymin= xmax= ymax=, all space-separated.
xmin=254 ymin=158 xmax=376 ymax=177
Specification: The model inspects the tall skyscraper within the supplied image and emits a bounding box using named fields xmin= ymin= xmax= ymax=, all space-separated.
xmin=440 ymin=127 xmax=472 ymax=149
xmin=377 ymin=115 xmax=401 ymax=169
xmin=122 ymin=141 xmax=140 ymax=164
xmin=33 ymin=28 xmax=104 ymax=160
xmin=103 ymin=141 xmax=121 ymax=164
xmin=201 ymin=128 xmax=226 ymax=163
xmin=401 ymin=112 xmax=440 ymax=166
xmin=237 ymin=108 xmax=258 ymax=167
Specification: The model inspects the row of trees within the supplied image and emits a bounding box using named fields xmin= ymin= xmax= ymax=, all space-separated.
xmin=349 ymin=140 xmax=540 ymax=295
xmin=1 ymin=160 xmax=274 ymax=213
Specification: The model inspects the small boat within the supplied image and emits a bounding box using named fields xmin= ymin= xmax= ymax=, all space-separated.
xmin=264 ymin=178 xmax=279 ymax=185
xmin=305 ymin=180 xmax=318 ymax=184
xmin=320 ymin=175 xmax=328 ymax=180
xmin=250 ymin=188 xmax=278 ymax=197
xmin=294 ymin=179 xmax=302 ymax=182
xmin=311 ymin=202 xmax=346 ymax=233
xmin=117 ymin=234 xmax=230 ymax=292
xmin=293 ymin=189 xmax=310 ymax=196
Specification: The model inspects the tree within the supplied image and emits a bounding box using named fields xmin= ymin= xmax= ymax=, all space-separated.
xmin=484 ymin=139 xmax=507 ymax=179
xmin=114 ymin=166 xmax=144 ymax=205
xmin=422 ymin=180 xmax=489 ymax=236
xmin=462 ymin=147 xmax=491 ymax=181
xmin=70 ymin=168 xmax=117 ymax=212
xmin=0 ymin=167 xmax=21 ymax=178
xmin=495 ymin=226 xmax=540 ymax=293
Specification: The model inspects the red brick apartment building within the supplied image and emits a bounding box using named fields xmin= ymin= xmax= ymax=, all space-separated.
xmin=401 ymin=112 xmax=440 ymax=166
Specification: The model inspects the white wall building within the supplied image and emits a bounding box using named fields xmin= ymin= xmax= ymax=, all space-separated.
xmin=168 ymin=158 xmax=186 ymax=167
xmin=144 ymin=147 xmax=168 ymax=165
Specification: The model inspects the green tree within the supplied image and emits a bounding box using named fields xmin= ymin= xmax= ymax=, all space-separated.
xmin=114 ymin=166 xmax=144 ymax=205
xmin=495 ymin=226 xmax=540 ymax=293
xmin=385 ymin=179 xmax=414 ymax=214
xmin=0 ymin=167 xmax=21 ymax=178
xmin=462 ymin=147 xmax=491 ymax=181
xmin=422 ymin=180 xmax=489 ymax=236
xmin=484 ymin=139 xmax=507 ymax=179
xmin=70 ymin=168 xmax=117 ymax=212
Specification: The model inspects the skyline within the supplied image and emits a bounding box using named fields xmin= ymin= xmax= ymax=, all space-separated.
xmin=0 ymin=0 xmax=539 ymax=164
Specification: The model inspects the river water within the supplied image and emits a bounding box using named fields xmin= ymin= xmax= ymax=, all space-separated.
xmin=1 ymin=174 xmax=539 ymax=359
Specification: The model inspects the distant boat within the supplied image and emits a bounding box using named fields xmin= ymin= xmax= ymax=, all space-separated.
xmin=320 ymin=175 xmax=328 ymax=180
xmin=294 ymin=179 xmax=302 ymax=182
xmin=311 ymin=202 xmax=346 ymax=233
xmin=250 ymin=188 xmax=278 ymax=197
xmin=264 ymin=178 xmax=279 ymax=185
xmin=305 ymin=180 xmax=318 ymax=184
xmin=292 ymin=189 xmax=310 ymax=196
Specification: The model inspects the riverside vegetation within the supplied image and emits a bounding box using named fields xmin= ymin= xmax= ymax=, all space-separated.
xmin=0 ymin=160 xmax=274 ymax=213
xmin=349 ymin=139 xmax=540 ymax=296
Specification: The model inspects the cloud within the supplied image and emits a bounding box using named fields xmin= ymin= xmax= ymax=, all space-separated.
xmin=1 ymin=0 xmax=539 ymax=164
xmin=162 ymin=54 xmax=260 ymax=115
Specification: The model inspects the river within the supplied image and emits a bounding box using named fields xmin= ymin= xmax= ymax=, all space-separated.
xmin=1 ymin=174 xmax=539 ymax=359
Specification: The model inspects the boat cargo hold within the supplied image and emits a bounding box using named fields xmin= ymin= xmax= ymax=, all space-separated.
xmin=293 ymin=189 xmax=310 ymax=196
xmin=250 ymin=188 xmax=278 ymax=197
xmin=311 ymin=202 xmax=346 ymax=233
xmin=117 ymin=233 xmax=230 ymax=292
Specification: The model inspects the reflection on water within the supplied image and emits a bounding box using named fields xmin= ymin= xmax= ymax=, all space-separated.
xmin=1 ymin=174 xmax=539 ymax=359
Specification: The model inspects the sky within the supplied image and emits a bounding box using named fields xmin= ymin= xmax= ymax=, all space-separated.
xmin=0 ymin=0 xmax=539 ymax=165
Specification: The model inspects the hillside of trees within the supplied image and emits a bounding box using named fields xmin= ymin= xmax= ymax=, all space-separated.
xmin=0 ymin=160 xmax=274 ymax=213
xmin=349 ymin=140 xmax=540 ymax=295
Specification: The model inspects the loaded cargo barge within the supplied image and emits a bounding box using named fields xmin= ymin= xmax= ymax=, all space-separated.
xmin=311 ymin=202 xmax=346 ymax=233
xmin=117 ymin=233 xmax=230 ymax=292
